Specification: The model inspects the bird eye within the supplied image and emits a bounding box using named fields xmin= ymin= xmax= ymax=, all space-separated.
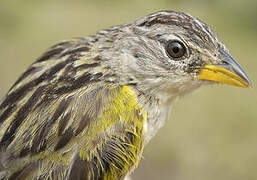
xmin=166 ymin=41 xmax=186 ymax=59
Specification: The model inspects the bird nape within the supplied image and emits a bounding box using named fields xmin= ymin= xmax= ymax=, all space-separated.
xmin=0 ymin=10 xmax=251 ymax=180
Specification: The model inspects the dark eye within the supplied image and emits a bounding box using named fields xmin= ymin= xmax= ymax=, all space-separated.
xmin=166 ymin=40 xmax=186 ymax=58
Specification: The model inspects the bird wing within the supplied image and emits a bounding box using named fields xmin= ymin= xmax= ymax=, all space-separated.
xmin=0 ymin=39 xmax=146 ymax=179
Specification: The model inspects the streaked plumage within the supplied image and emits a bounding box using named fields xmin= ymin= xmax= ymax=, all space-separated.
xmin=0 ymin=11 xmax=251 ymax=179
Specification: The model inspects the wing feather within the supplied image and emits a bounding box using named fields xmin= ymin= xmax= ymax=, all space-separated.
xmin=0 ymin=39 xmax=146 ymax=179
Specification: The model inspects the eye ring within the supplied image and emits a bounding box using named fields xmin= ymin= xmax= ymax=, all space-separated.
xmin=166 ymin=40 xmax=186 ymax=59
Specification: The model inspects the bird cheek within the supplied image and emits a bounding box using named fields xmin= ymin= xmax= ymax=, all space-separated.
xmin=184 ymin=58 xmax=204 ymax=73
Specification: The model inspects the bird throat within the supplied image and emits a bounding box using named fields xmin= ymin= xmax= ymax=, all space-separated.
xmin=137 ymin=80 xmax=202 ymax=144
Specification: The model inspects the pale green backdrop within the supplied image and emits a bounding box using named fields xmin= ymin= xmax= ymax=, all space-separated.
xmin=0 ymin=0 xmax=256 ymax=179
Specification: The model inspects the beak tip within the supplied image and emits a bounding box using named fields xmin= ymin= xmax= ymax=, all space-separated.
xmin=242 ymin=75 xmax=252 ymax=88
xmin=247 ymin=81 xmax=252 ymax=88
xmin=219 ymin=49 xmax=252 ymax=89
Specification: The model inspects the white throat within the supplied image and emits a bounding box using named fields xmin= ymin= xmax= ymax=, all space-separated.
xmin=140 ymin=80 xmax=202 ymax=144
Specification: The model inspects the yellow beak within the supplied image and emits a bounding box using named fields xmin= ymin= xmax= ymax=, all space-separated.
xmin=198 ymin=49 xmax=251 ymax=88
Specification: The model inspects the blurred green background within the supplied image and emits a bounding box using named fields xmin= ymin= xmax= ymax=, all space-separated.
xmin=0 ymin=0 xmax=256 ymax=179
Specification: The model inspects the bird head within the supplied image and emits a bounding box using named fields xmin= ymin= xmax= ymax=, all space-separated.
xmin=103 ymin=11 xmax=251 ymax=101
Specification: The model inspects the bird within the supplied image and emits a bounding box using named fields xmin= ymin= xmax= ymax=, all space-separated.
xmin=0 ymin=10 xmax=251 ymax=180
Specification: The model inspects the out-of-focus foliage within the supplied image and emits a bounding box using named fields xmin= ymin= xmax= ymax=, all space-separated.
xmin=0 ymin=0 xmax=256 ymax=179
